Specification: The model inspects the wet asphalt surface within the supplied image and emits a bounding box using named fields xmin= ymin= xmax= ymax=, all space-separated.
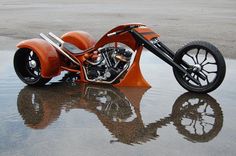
xmin=0 ymin=50 xmax=236 ymax=156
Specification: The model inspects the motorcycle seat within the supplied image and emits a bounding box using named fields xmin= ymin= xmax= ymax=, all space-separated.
xmin=61 ymin=42 xmax=84 ymax=54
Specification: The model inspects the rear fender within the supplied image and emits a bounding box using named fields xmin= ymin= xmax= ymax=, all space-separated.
xmin=17 ymin=38 xmax=61 ymax=78
xmin=61 ymin=31 xmax=96 ymax=50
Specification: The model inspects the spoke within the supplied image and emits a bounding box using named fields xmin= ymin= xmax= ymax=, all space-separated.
xmin=205 ymin=113 xmax=215 ymax=118
xmin=200 ymin=71 xmax=210 ymax=84
xmin=195 ymin=48 xmax=200 ymax=64
xmin=27 ymin=62 xmax=40 ymax=77
xmin=200 ymin=51 xmax=208 ymax=65
xmin=186 ymin=53 xmax=197 ymax=64
xmin=193 ymin=120 xmax=197 ymax=134
xmin=202 ymin=69 xmax=217 ymax=74
xmin=197 ymin=76 xmax=202 ymax=86
xmin=192 ymin=73 xmax=197 ymax=80
xmin=32 ymin=53 xmax=37 ymax=60
xmin=202 ymin=62 xmax=217 ymax=67
xmin=34 ymin=67 xmax=41 ymax=75
xmin=24 ymin=77 xmax=31 ymax=81
xmin=185 ymin=76 xmax=191 ymax=82
xmin=34 ymin=65 xmax=40 ymax=72
xmin=203 ymin=104 xmax=209 ymax=112
xmin=187 ymin=73 xmax=202 ymax=86
xmin=30 ymin=52 xmax=38 ymax=62
xmin=198 ymin=99 xmax=205 ymax=105
xmin=29 ymin=52 xmax=34 ymax=59
xmin=185 ymin=119 xmax=194 ymax=126
xmin=27 ymin=70 xmax=38 ymax=78
xmin=26 ymin=63 xmax=34 ymax=71
xmin=203 ymin=122 xmax=214 ymax=126
xmin=199 ymin=120 xmax=205 ymax=134
xmin=34 ymin=71 xmax=39 ymax=76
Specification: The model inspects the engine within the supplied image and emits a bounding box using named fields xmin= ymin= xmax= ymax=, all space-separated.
xmin=85 ymin=47 xmax=132 ymax=83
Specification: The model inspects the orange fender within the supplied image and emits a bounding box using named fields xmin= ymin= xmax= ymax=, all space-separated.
xmin=61 ymin=31 xmax=96 ymax=50
xmin=17 ymin=39 xmax=61 ymax=78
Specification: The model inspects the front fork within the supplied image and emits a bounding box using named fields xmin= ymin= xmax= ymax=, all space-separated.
xmin=131 ymin=30 xmax=205 ymax=85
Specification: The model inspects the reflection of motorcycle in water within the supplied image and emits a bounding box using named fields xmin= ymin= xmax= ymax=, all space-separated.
xmin=17 ymin=83 xmax=223 ymax=145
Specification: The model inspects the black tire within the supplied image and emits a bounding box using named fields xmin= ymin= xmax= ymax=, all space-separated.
xmin=14 ymin=48 xmax=51 ymax=86
xmin=173 ymin=41 xmax=226 ymax=93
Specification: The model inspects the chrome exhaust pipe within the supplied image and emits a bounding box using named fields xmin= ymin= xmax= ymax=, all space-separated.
xmin=48 ymin=32 xmax=64 ymax=44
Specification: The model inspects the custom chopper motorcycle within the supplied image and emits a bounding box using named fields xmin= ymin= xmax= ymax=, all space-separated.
xmin=14 ymin=23 xmax=226 ymax=93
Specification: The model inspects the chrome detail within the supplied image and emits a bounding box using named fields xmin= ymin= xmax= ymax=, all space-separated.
xmin=150 ymin=37 xmax=161 ymax=48
xmin=114 ymin=60 xmax=120 ymax=68
xmin=107 ymin=32 xmax=117 ymax=37
xmin=101 ymin=51 xmax=112 ymax=67
xmin=104 ymin=71 xmax=111 ymax=78
xmin=48 ymin=32 xmax=64 ymax=44
xmin=82 ymin=65 xmax=128 ymax=84
xmin=86 ymin=56 xmax=104 ymax=66
xmin=193 ymin=64 xmax=202 ymax=72
xmin=115 ymin=55 xmax=129 ymax=62
xmin=29 ymin=60 xmax=37 ymax=68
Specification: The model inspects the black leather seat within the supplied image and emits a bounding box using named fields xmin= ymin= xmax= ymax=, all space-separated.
xmin=61 ymin=42 xmax=84 ymax=54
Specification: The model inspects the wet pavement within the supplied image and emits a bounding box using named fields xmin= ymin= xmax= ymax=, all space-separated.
xmin=0 ymin=50 xmax=236 ymax=156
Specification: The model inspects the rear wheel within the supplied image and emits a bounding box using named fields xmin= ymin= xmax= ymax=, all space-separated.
xmin=14 ymin=48 xmax=51 ymax=86
xmin=173 ymin=41 xmax=226 ymax=93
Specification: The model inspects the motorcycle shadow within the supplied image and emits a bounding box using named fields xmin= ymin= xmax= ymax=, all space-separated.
xmin=17 ymin=82 xmax=223 ymax=145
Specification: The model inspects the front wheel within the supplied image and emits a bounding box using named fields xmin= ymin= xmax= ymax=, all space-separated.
xmin=14 ymin=48 xmax=51 ymax=86
xmin=173 ymin=41 xmax=226 ymax=93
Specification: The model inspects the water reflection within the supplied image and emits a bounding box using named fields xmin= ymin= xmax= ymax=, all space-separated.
xmin=17 ymin=83 xmax=223 ymax=145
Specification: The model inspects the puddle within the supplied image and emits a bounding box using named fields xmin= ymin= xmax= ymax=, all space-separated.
xmin=0 ymin=50 xmax=236 ymax=156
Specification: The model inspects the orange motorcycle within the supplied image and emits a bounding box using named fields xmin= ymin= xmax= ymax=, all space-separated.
xmin=14 ymin=23 xmax=226 ymax=93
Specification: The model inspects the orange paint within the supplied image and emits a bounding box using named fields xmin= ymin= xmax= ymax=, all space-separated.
xmin=17 ymin=38 xmax=61 ymax=78
xmin=115 ymin=46 xmax=151 ymax=87
xmin=61 ymin=31 xmax=96 ymax=50
xmin=135 ymin=27 xmax=160 ymax=40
